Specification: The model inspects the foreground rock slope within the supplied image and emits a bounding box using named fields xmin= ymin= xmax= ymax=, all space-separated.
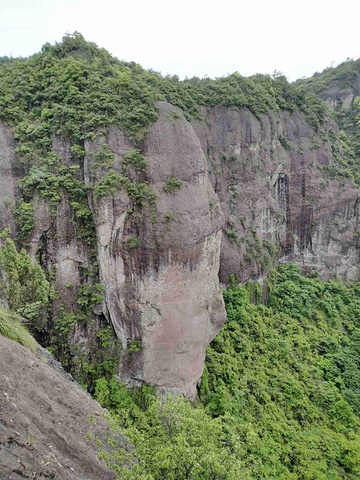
xmin=0 ymin=335 xmax=115 ymax=480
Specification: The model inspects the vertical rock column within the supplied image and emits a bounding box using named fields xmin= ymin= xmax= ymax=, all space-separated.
xmin=86 ymin=102 xmax=226 ymax=399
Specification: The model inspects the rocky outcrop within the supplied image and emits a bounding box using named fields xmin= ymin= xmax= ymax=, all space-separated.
xmin=85 ymin=102 xmax=226 ymax=399
xmin=0 ymin=334 xmax=117 ymax=479
xmin=194 ymin=107 xmax=360 ymax=282
xmin=317 ymin=74 xmax=360 ymax=110
xmin=1 ymin=98 xmax=359 ymax=400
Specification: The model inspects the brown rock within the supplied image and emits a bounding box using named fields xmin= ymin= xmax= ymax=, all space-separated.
xmin=194 ymin=106 xmax=360 ymax=282
xmin=0 ymin=334 xmax=117 ymax=479
xmin=85 ymin=101 xmax=226 ymax=399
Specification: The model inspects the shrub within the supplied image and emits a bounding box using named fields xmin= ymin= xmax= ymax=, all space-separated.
xmin=163 ymin=176 xmax=182 ymax=193
xmin=14 ymin=199 xmax=34 ymax=244
xmin=0 ymin=235 xmax=51 ymax=331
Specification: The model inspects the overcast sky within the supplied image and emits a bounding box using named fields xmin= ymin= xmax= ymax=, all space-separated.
xmin=0 ymin=0 xmax=359 ymax=81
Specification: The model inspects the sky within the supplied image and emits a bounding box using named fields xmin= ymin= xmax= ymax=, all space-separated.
xmin=0 ymin=0 xmax=359 ymax=82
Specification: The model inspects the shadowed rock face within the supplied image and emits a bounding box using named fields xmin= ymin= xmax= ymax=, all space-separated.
xmin=194 ymin=107 xmax=360 ymax=282
xmin=85 ymin=102 xmax=226 ymax=399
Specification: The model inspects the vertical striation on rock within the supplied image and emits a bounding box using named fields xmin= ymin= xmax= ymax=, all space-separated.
xmin=194 ymin=107 xmax=360 ymax=282
xmin=0 ymin=122 xmax=23 ymax=233
xmin=1 ymin=94 xmax=360 ymax=399
xmin=85 ymin=102 xmax=226 ymax=399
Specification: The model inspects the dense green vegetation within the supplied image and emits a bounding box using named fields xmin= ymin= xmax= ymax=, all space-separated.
xmin=297 ymin=58 xmax=360 ymax=101
xmin=92 ymin=264 xmax=360 ymax=479
xmin=0 ymin=32 xmax=329 ymax=153
xmin=0 ymin=231 xmax=52 ymax=331
xmin=200 ymin=265 xmax=360 ymax=478
xmin=94 ymin=382 xmax=246 ymax=479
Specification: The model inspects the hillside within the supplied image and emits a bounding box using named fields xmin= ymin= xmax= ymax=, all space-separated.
xmin=1 ymin=33 xmax=360 ymax=479
xmin=297 ymin=58 xmax=360 ymax=160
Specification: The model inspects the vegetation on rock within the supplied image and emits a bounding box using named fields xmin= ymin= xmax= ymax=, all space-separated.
xmin=0 ymin=232 xmax=52 ymax=331
xmin=163 ymin=176 xmax=183 ymax=194
xmin=297 ymin=58 xmax=360 ymax=185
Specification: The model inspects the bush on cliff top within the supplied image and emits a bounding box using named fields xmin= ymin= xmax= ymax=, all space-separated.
xmin=0 ymin=32 xmax=328 ymax=148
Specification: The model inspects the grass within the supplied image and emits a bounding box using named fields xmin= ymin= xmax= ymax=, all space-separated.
xmin=0 ymin=307 xmax=37 ymax=353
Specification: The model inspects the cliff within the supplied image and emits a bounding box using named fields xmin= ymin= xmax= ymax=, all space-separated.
xmin=195 ymin=106 xmax=360 ymax=283
xmin=85 ymin=101 xmax=226 ymax=398
xmin=0 ymin=34 xmax=359 ymax=400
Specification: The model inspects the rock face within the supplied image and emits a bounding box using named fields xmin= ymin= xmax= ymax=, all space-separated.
xmin=1 ymin=98 xmax=360 ymax=400
xmin=194 ymin=107 xmax=360 ymax=282
xmin=0 ymin=123 xmax=23 ymax=234
xmin=317 ymin=73 xmax=360 ymax=110
xmin=86 ymin=102 xmax=226 ymax=399
xmin=0 ymin=334 xmax=116 ymax=480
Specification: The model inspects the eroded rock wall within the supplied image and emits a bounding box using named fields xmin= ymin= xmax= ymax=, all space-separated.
xmin=0 ymin=122 xmax=22 ymax=233
xmin=1 ymin=100 xmax=359 ymax=399
xmin=85 ymin=102 xmax=226 ymax=399
xmin=194 ymin=107 xmax=360 ymax=282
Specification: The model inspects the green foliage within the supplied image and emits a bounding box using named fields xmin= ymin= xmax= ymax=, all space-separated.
xmin=50 ymin=307 xmax=120 ymax=393
xmin=91 ymin=143 xmax=115 ymax=172
xmin=199 ymin=264 xmax=360 ymax=478
xmin=93 ymin=170 xmax=156 ymax=210
xmin=95 ymin=380 xmax=247 ymax=479
xmin=278 ymin=134 xmax=291 ymax=151
xmin=125 ymin=237 xmax=140 ymax=251
xmin=0 ymin=33 xmax=158 ymax=143
xmin=14 ymin=199 xmax=34 ymax=244
xmin=0 ymin=33 xmax=329 ymax=176
xmin=127 ymin=338 xmax=142 ymax=353
xmin=224 ymin=221 xmax=238 ymax=243
xmin=297 ymin=58 xmax=360 ymax=101
xmin=122 ymin=149 xmax=147 ymax=174
xmin=97 ymin=328 xmax=115 ymax=348
xmin=77 ymin=283 xmax=104 ymax=312
xmin=19 ymin=166 xmax=63 ymax=204
xmin=54 ymin=306 xmax=83 ymax=336
xmin=163 ymin=176 xmax=183 ymax=194
xmin=0 ymin=307 xmax=36 ymax=353
xmin=0 ymin=235 xmax=51 ymax=332
xmin=93 ymin=170 xmax=127 ymax=200
xmin=297 ymin=59 xmax=360 ymax=180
